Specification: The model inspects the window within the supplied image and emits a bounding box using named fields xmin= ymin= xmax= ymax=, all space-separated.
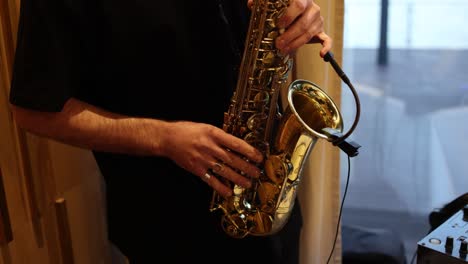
xmin=340 ymin=0 xmax=468 ymax=262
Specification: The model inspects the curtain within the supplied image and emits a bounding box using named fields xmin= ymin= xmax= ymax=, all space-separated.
xmin=294 ymin=1 xmax=345 ymax=264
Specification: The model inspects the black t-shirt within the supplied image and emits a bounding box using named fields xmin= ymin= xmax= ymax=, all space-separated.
xmin=10 ymin=1 xmax=302 ymax=263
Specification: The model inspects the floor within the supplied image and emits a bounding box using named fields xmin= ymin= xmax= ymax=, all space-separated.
xmin=342 ymin=207 xmax=430 ymax=264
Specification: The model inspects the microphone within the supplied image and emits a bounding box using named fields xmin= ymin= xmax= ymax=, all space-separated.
xmin=324 ymin=52 xmax=351 ymax=85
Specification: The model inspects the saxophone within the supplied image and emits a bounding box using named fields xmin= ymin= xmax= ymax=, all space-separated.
xmin=210 ymin=0 xmax=343 ymax=238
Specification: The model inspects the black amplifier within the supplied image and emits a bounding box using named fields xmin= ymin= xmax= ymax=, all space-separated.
xmin=417 ymin=205 xmax=468 ymax=263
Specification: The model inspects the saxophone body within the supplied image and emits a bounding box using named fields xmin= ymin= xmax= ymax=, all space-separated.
xmin=210 ymin=0 xmax=343 ymax=238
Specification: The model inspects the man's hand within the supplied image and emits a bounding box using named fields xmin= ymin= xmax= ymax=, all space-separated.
xmin=247 ymin=0 xmax=332 ymax=57
xmin=161 ymin=121 xmax=263 ymax=198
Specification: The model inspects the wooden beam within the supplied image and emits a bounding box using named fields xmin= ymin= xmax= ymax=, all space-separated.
xmin=0 ymin=167 xmax=13 ymax=244
xmin=55 ymin=198 xmax=75 ymax=264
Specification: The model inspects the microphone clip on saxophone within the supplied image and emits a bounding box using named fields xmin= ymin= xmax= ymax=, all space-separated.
xmin=322 ymin=127 xmax=361 ymax=157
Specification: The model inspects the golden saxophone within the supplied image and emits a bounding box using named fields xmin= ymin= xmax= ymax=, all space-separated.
xmin=210 ymin=0 xmax=345 ymax=238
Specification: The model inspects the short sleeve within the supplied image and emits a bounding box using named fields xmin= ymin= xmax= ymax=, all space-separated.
xmin=9 ymin=0 xmax=81 ymax=112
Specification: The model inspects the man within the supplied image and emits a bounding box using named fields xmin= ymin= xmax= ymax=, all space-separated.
xmin=10 ymin=0 xmax=332 ymax=263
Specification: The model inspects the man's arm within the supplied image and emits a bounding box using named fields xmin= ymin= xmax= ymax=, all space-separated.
xmin=11 ymin=98 xmax=262 ymax=198
xmin=11 ymin=98 xmax=166 ymax=157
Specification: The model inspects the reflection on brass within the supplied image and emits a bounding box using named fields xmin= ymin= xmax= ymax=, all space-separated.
xmin=210 ymin=0 xmax=343 ymax=238
xmin=0 ymin=167 xmax=13 ymax=244
xmin=54 ymin=198 xmax=74 ymax=264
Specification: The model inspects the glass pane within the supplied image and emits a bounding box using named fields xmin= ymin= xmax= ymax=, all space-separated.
xmin=341 ymin=0 xmax=468 ymax=263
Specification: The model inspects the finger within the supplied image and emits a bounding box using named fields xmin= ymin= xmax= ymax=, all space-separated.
xmin=210 ymin=127 xmax=263 ymax=162
xmin=305 ymin=33 xmax=333 ymax=58
xmin=276 ymin=11 xmax=323 ymax=53
xmin=215 ymin=133 xmax=263 ymax=163
xmin=213 ymin=150 xmax=262 ymax=179
xmin=276 ymin=0 xmax=308 ymax=29
xmin=247 ymin=0 xmax=254 ymax=9
xmin=209 ymin=145 xmax=261 ymax=179
xmin=317 ymin=32 xmax=333 ymax=57
xmin=210 ymin=161 xmax=252 ymax=188
xmin=202 ymin=173 xmax=233 ymax=198
xmin=224 ymin=151 xmax=261 ymax=179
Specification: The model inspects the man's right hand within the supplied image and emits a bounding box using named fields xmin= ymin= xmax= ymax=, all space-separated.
xmin=160 ymin=121 xmax=263 ymax=198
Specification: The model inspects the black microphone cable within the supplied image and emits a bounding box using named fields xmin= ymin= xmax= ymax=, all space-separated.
xmin=322 ymin=51 xmax=361 ymax=264
xmin=326 ymin=154 xmax=352 ymax=264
